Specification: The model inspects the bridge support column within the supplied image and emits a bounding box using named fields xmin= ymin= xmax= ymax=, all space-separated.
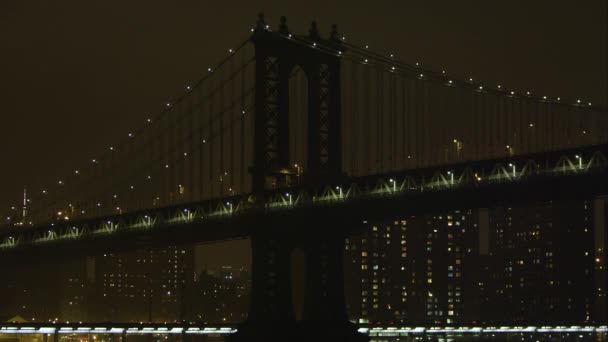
xmin=248 ymin=232 xmax=294 ymax=321
xmin=303 ymin=237 xmax=347 ymax=321
xmin=297 ymin=235 xmax=365 ymax=341
xmin=231 ymin=227 xmax=366 ymax=342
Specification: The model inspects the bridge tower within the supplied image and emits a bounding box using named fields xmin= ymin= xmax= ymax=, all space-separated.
xmin=251 ymin=14 xmax=342 ymax=193
xmin=234 ymin=14 xmax=366 ymax=342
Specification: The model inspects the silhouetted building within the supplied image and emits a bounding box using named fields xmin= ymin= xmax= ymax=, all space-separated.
xmin=96 ymin=246 xmax=194 ymax=322
xmin=345 ymin=209 xmax=479 ymax=325
xmin=345 ymin=198 xmax=608 ymax=325
xmin=187 ymin=266 xmax=250 ymax=323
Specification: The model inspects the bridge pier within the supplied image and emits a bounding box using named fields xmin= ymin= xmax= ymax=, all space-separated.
xmin=248 ymin=232 xmax=294 ymax=322
xmin=230 ymin=224 xmax=367 ymax=342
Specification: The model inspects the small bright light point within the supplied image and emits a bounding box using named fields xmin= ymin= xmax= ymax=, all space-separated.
xmin=165 ymin=164 xmax=169 ymax=168
xmin=557 ymin=97 xmax=561 ymax=101
xmin=92 ymin=159 xmax=97 ymax=163
xmin=58 ymin=181 xmax=63 ymax=185
xmin=147 ymin=175 xmax=152 ymax=180
xmin=442 ymin=70 xmax=446 ymax=74
xmin=497 ymin=85 xmax=502 ymax=89
xmin=415 ymin=62 xmax=420 ymax=66
xmin=391 ymin=66 xmax=395 ymax=71
xmin=389 ymin=178 xmax=394 ymax=183
xmin=202 ymin=139 xmax=206 ymax=143
xmin=228 ymin=49 xmax=233 ymax=53
xmin=147 ymin=118 xmax=152 ymax=123
xmin=208 ymin=67 xmax=213 ymax=72
xmin=336 ymin=186 xmax=340 ymax=190
xmin=469 ymin=78 xmax=473 ymax=82
xmin=128 ymin=133 xmax=133 ymax=138
xmin=447 ymin=171 xmax=451 ymax=175
xmin=183 ymin=152 xmax=188 ymax=156
xmin=130 ymin=185 xmax=134 ymax=189
xmin=453 ymin=139 xmax=457 ymax=143
xmin=288 ymin=34 xmax=292 ymax=38
xmin=448 ymin=80 xmax=453 ymax=84
xmin=285 ymin=193 xmax=290 ymax=197
xmin=75 ymin=170 xmax=79 ymax=174
xmin=543 ymin=96 xmax=547 ymax=100
xmin=529 ymin=123 xmax=534 ymax=127
xmin=577 ymin=99 xmax=581 ymax=103
xmin=506 ymin=145 xmax=510 ymax=149
xmin=479 ymin=86 xmax=483 ymax=90
xmin=526 ymin=91 xmax=530 ymax=95
xmin=390 ymin=54 xmax=394 ymax=58
xmin=312 ymin=42 xmax=316 ymax=47
xmin=338 ymin=51 xmax=342 ymax=55
xmin=365 ymin=45 xmax=369 ymax=49
xmin=419 ymin=73 xmax=424 ymax=78
xmin=588 ymin=102 xmax=592 ymax=106
xmin=364 ymin=59 xmax=368 ymax=63
xmin=508 ymin=163 xmax=513 ymax=167
xmin=110 ymin=146 xmax=114 ymax=151
xmin=166 ymin=103 xmax=171 ymax=107
xmin=242 ymin=110 xmax=246 ymax=114
xmin=510 ymin=91 xmax=515 ymax=95
xmin=575 ymin=155 xmax=580 ymax=159
xmin=186 ymin=86 xmax=191 ymax=90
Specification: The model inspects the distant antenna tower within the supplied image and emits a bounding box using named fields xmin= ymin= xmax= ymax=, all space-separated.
xmin=21 ymin=188 xmax=27 ymax=224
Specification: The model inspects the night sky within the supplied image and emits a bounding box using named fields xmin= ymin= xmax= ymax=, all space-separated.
xmin=0 ymin=1 xmax=606 ymax=266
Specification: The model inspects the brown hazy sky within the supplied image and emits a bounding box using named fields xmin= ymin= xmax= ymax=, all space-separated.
xmin=0 ymin=0 xmax=606 ymax=218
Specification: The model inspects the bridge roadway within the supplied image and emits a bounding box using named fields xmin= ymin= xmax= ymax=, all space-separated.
xmin=1 ymin=143 xmax=608 ymax=262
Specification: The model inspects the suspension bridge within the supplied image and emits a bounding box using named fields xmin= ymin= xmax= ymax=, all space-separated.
xmin=1 ymin=14 xmax=607 ymax=341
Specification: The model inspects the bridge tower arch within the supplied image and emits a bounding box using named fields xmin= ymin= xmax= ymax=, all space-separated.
xmin=251 ymin=14 xmax=343 ymax=193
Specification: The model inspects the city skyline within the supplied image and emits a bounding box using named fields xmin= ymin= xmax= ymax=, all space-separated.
xmin=1 ymin=4 xmax=607 ymax=342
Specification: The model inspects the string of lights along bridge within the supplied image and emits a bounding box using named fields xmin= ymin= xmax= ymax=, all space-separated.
xmin=1 ymin=14 xmax=605 ymax=231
